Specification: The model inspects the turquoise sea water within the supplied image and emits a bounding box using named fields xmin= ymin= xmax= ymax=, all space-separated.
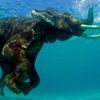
xmin=0 ymin=0 xmax=100 ymax=100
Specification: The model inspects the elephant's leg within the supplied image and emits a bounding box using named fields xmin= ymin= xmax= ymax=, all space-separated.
xmin=20 ymin=64 xmax=40 ymax=95
xmin=0 ymin=64 xmax=5 ymax=96
xmin=2 ymin=46 xmax=32 ymax=94
xmin=18 ymin=47 xmax=41 ymax=95
xmin=4 ymin=73 xmax=21 ymax=94
xmin=0 ymin=58 xmax=14 ymax=96
xmin=0 ymin=64 xmax=9 ymax=96
xmin=1 ymin=34 xmax=43 ymax=95
xmin=0 ymin=55 xmax=40 ymax=95
xmin=21 ymin=41 xmax=43 ymax=95
xmin=1 ymin=33 xmax=33 ymax=94
xmin=4 ymin=59 xmax=31 ymax=94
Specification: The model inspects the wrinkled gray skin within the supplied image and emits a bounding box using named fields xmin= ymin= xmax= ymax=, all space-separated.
xmin=0 ymin=7 xmax=94 ymax=96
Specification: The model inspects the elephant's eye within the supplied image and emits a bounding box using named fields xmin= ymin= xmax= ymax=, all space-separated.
xmin=34 ymin=9 xmax=40 ymax=12
xmin=45 ymin=11 xmax=52 ymax=16
xmin=64 ymin=17 xmax=71 ymax=23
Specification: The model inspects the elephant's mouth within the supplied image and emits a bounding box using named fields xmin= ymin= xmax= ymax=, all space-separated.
xmin=31 ymin=10 xmax=54 ymax=26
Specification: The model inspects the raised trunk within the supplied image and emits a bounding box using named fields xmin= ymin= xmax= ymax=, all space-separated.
xmin=85 ymin=7 xmax=94 ymax=25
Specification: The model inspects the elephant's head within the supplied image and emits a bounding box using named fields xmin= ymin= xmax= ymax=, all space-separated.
xmin=31 ymin=7 xmax=94 ymax=37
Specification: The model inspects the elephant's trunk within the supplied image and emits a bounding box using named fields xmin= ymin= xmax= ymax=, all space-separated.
xmin=80 ymin=8 xmax=100 ymax=39
xmin=85 ymin=7 xmax=94 ymax=25
xmin=80 ymin=7 xmax=100 ymax=29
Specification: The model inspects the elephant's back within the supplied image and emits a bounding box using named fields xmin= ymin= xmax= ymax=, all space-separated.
xmin=0 ymin=17 xmax=39 ymax=46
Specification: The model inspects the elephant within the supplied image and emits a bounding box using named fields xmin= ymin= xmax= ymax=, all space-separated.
xmin=0 ymin=7 xmax=99 ymax=96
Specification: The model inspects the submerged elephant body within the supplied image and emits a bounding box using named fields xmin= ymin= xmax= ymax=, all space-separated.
xmin=0 ymin=8 xmax=94 ymax=95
